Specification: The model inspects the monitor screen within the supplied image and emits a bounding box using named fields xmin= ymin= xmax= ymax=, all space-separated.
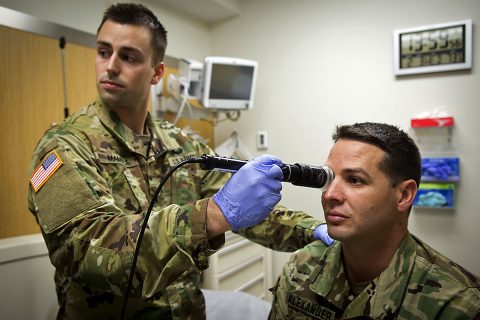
xmin=209 ymin=64 xmax=255 ymax=100
xmin=202 ymin=57 xmax=257 ymax=110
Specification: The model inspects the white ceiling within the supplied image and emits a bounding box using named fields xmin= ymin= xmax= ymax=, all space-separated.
xmin=153 ymin=0 xmax=241 ymax=23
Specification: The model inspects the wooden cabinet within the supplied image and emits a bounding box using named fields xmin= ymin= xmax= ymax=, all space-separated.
xmin=0 ymin=24 xmax=97 ymax=238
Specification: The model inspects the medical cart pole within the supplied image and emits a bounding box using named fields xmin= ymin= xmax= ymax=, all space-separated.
xmin=59 ymin=36 xmax=69 ymax=118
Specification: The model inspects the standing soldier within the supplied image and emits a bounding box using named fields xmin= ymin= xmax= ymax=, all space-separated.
xmin=28 ymin=3 xmax=332 ymax=319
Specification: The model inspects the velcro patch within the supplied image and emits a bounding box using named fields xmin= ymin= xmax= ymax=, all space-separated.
xmin=30 ymin=149 xmax=63 ymax=192
xmin=168 ymin=152 xmax=196 ymax=167
xmin=287 ymin=293 xmax=336 ymax=319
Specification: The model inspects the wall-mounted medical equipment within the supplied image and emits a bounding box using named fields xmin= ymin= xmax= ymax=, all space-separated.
xmin=201 ymin=56 xmax=258 ymax=110
xmin=178 ymin=58 xmax=203 ymax=99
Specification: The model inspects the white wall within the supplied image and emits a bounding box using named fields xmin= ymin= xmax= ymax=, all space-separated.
xmin=2 ymin=0 xmax=479 ymax=286
xmin=211 ymin=0 xmax=480 ymax=277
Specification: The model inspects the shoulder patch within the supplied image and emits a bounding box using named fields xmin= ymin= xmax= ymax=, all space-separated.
xmin=30 ymin=150 xmax=63 ymax=192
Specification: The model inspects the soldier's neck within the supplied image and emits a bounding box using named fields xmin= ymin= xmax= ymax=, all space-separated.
xmin=341 ymin=229 xmax=406 ymax=283
xmin=114 ymin=104 xmax=149 ymax=135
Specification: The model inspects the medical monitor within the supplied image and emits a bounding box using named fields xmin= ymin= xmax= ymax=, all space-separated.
xmin=201 ymin=56 xmax=258 ymax=110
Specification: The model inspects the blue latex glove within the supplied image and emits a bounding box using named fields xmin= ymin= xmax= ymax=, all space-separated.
xmin=213 ymin=155 xmax=283 ymax=230
xmin=313 ymin=224 xmax=334 ymax=246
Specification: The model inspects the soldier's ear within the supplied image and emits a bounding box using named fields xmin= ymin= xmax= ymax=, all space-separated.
xmin=151 ymin=62 xmax=164 ymax=85
xmin=396 ymin=179 xmax=417 ymax=212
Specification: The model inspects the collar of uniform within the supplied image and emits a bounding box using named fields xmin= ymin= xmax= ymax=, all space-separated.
xmin=310 ymin=241 xmax=350 ymax=308
xmin=93 ymin=97 xmax=138 ymax=153
xmin=148 ymin=117 xmax=184 ymax=156
xmin=361 ymin=232 xmax=416 ymax=318
xmin=311 ymin=233 xmax=417 ymax=318
xmin=92 ymin=97 xmax=178 ymax=157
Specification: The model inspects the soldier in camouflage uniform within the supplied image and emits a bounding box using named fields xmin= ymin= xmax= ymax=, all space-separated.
xmin=28 ymin=3 xmax=331 ymax=319
xmin=269 ymin=122 xmax=480 ymax=319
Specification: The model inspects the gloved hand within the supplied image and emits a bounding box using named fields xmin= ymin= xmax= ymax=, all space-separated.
xmin=213 ymin=155 xmax=283 ymax=230
xmin=313 ymin=224 xmax=334 ymax=246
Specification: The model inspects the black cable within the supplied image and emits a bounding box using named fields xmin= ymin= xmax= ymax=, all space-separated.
xmin=120 ymin=157 xmax=204 ymax=320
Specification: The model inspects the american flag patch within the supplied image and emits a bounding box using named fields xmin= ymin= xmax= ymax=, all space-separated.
xmin=30 ymin=150 xmax=63 ymax=192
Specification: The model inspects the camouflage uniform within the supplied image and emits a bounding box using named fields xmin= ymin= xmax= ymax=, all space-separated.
xmin=269 ymin=232 xmax=480 ymax=319
xmin=28 ymin=98 xmax=320 ymax=320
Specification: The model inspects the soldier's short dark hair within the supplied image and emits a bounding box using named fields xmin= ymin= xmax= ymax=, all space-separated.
xmin=333 ymin=122 xmax=421 ymax=187
xmin=97 ymin=3 xmax=167 ymax=64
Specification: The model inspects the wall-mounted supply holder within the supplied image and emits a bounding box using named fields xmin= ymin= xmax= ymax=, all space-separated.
xmin=413 ymin=183 xmax=455 ymax=209
xmin=411 ymin=116 xmax=454 ymax=128
xmin=410 ymin=116 xmax=458 ymax=210
xmin=421 ymin=157 xmax=459 ymax=182
xmin=410 ymin=116 xmax=454 ymax=148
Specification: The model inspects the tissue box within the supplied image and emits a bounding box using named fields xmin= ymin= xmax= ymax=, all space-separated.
xmin=421 ymin=157 xmax=459 ymax=182
xmin=413 ymin=183 xmax=455 ymax=208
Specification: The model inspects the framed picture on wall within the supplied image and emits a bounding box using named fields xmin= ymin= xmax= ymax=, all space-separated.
xmin=393 ymin=19 xmax=472 ymax=76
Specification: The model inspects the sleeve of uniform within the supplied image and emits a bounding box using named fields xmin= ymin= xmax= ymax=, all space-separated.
xmin=177 ymin=134 xmax=322 ymax=253
xmin=237 ymin=205 xmax=321 ymax=252
xmin=435 ymin=288 xmax=480 ymax=319
xmin=188 ymin=133 xmax=231 ymax=199
xmin=28 ymin=131 xmax=221 ymax=299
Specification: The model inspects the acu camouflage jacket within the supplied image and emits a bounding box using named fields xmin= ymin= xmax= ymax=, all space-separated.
xmin=269 ymin=232 xmax=480 ymax=319
xmin=28 ymin=98 xmax=321 ymax=320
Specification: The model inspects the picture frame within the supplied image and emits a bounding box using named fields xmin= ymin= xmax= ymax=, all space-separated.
xmin=393 ymin=20 xmax=472 ymax=75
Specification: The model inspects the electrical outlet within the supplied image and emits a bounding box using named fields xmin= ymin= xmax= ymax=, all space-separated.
xmin=257 ymin=131 xmax=268 ymax=150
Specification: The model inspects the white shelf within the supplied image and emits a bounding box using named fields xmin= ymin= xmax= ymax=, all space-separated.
xmin=202 ymin=232 xmax=273 ymax=301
